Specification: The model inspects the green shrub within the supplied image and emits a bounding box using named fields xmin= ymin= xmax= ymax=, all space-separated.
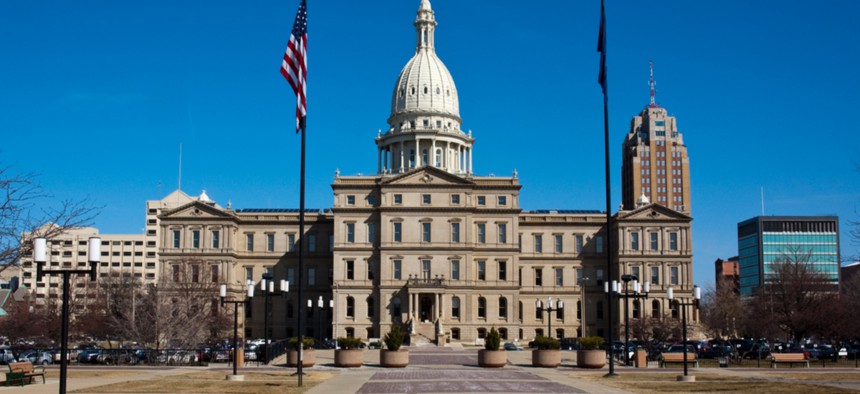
xmin=337 ymin=337 xmax=363 ymax=350
xmin=533 ymin=335 xmax=560 ymax=350
xmin=485 ymin=327 xmax=501 ymax=351
xmin=288 ymin=337 xmax=315 ymax=350
xmin=579 ymin=336 xmax=604 ymax=350
xmin=383 ymin=325 xmax=405 ymax=351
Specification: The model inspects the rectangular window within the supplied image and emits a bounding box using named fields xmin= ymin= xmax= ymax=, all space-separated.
xmin=287 ymin=268 xmax=295 ymax=285
xmin=498 ymin=196 xmax=507 ymax=206
xmin=651 ymin=266 xmax=659 ymax=285
xmin=367 ymin=260 xmax=374 ymax=280
xmin=555 ymin=268 xmax=563 ymax=286
xmin=498 ymin=223 xmax=507 ymax=244
xmin=367 ymin=223 xmax=376 ymax=243
xmin=477 ymin=196 xmax=486 ymax=206
xmin=245 ymin=267 xmax=253 ymax=282
xmin=478 ymin=260 xmax=486 ymax=281
xmin=172 ymin=265 xmax=180 ymax=282
xmin=451 ymin=260 xmax=460 ymax=280
xmin=422 ymin=194 xmax=431 ymax=204
xmin=394 ymin=194 xmax=402 ymax=204
xmin=575 ymin=235 xmax=584 ymax=253
xmin=308 ymin=267 xmax=316 ymax=286
xmin=347 ymin=195 xmax=355 ymax=205
xmin=630 ymin=232 xmax=639 ymax=250
xmin=347 ymin=223 xmax=355 ymax=243
xmin=595 ymin=236 xmax=603 ymax=253
xmin=422 ymin=222 xmax=431 ymax=242
xmin=576 ymin=268 xmax=583 ymax=285
xmin=596 ymin=268 xmax=604 ymax=286
xmin=650 ymin=232 xmax=659 ymax=250
xmin=212 ymin=230 xmax=220 ymax=249
xmin=308 ymin=234 xmax=316 ymax=252
xmin=670 ymin=266 xmax=679 ymax=285
xmin=498 ymin=261 xmax=507 ymax=281
xmin=534 ymin=234 xmax=543 ymax=253
xmin=267 ymin=233 xmax=275 ymax=252
xmin=346 ymin=261 xmax=354 ymax=280
xmin=330 ymin=234 xmax=334 ymax=251
xmin=393 ymin=223 xmax=402 ymax=242
xmin=632 ymin=266 xmax=640 ymax=281
xmin=477 ymin=223 xmax=486 ymax=244
xmin=288 ymin=234 xmax=296 ymax=252
xmin=393 ymin=260 xmax=402 ymax=280
xmin=669 ymin=232 xmax=678 ymax=250
xmin=555 ymin=235 xmax=563 ymax=253
xmin=535 ymin=268 xmax=543 ymax=286
xmin=451 ymin=194 xmax=460 ymax=204
xmin=191 ymin=265 xmax=200 ymax=283
xmin=211 ymin=265 xmax=219 ymax=283
xmin=173 ymin=230 xmax=181 ymax=248
xmin=451 ymin=222 xmax=460 ymax=243
xmin=422 ymin=260 xmax=431 ymax=279
xmin=246 ymin=234 xmax=254 ymax=251
xmin=192 ymin=230 xmax=200 ymax=248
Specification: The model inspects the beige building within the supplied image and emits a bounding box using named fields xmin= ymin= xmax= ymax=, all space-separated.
xmin=16 ymin=0 xmax=698 ymax=344
xmin=621 ymin=64 xmax=691 ymax=213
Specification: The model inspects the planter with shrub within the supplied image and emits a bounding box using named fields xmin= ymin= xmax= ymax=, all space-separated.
xmin=380 ymin=325 xmax=409 ymax=368
xmin=335 ymin=337 xmax=364 ymax=367
xmin=531 ymin=335 xmax=561 ymax=368
xmin=478 ymin=327 xmax=507 ymax=368
xmin=287 ymin=337 xmax=316 ymax=367
xmin=576 ymin=336 xmax=606 ymax=369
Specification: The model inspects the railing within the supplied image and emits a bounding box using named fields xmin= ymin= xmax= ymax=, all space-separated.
xmin=407 ymin=277 xmax=445 ymax=288
xmin=264 ymin=339 xmax=289 ymax=364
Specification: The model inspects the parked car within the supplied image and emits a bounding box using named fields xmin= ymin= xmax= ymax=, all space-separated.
xmin=97 ymin=349 xmax=136 ymax=365
xmin=0 ymin=349 xmax=16 ymax=364
xmin=503 ymin=342 xmax=523 ymax=351
xmin=665 ymin=344 xmax=697 ymax=354
xmin=20 ymin=351 xmax=52 ymax=365
xmin=559 ymin=338 xmax=580 ymax=351
xmin=739 ymin=342 xmax=771 ymax=360
xmin=77 ymin=349 xmax=102 ymax=364
xmin=699 ymin=345 xmax=735 ymax=359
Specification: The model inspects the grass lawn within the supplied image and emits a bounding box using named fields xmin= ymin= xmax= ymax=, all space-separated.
xmin=574 ymin=371 xmax=860 ymax=394
xmin=69 ymin=371 xmax=333 ymax=394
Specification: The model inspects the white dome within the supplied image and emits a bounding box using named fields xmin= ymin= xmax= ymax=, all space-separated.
xmin=637 ymin=192 xmax=650 ymax=207
xmin=389 ymin=0 xmax=460 ymax=122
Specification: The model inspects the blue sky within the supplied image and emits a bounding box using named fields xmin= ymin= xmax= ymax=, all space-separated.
xmin=1 ymin=0 xmax=858 ymax=288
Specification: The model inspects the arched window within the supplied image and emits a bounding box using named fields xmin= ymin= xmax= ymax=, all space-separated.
xmin=632 ymin=300 xmax=641 ymax=319
xmin=410 ymin=87 xmax=415 ymax=95
xmin=400 ymin=89 xmax=405 ymax=97
xmin=498 ymin=297 xmax=507 ymax=318
xmin=671 ymin=303 xmax=679 ymax=319
xmin=452 ymin=297 xmax=461 ymax=318
xmin=478 ymin=297 xmax=486 ymax=318
xmin=424 ymin=86 xmax=428 ymax=94
xmin=477 ymin=327 xmax=487 ymax=338
xmin=436 ymin=87 xmax=441 ymax=94
xmin=422 ymin=149 xmax=429 ymax=166
xmin=651 ymin=300 xmax=661 ymax=319
xmin=556 ymin=329 xmax=564 ymax=340
xmin=499 ymin=328 xmax=508 ymax=340
xmin=409 ymin=150 xmax=416 ymax=168
xmin=435 ymin=149 xmax=442 ymax=167
xmin=367 ymin=297 xmax=374 ymax=317
xmin=392 ymin=297 xmax=401 ymax=318
xmin=345 ymin=327 xmax=354 ymax=338
xmin=346 ymin=296 xmax=355 ymax=318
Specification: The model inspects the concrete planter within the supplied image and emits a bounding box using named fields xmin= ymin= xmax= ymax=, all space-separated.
xmin=531 ymin=349 xmax=561 ymax=368
xmin=287 ymin=349 xmax=316 ymax=368
xmin=380 ymin=349 xmax=409 ymax=368
xmin=576 ymin=349 xmax=606 ymax=369
xmin=334 ymin=349 xmax=364 ymax=368
xmin=478 ymin=349 xmax=507 ymax=368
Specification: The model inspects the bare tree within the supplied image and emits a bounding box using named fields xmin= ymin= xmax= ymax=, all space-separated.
xmin=700 ymin=282 xmax=743 ymax=339
xmin=0 ymin=165 xmax=99 ymax=274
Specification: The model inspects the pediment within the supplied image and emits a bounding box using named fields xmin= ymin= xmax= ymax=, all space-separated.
xmin=160 ymin=201 xmax=234 ymax=219
xmin=381 ymin=166 xmax=473 ymax=186
xmin=617 ymin=203 xmax=691 ymax=222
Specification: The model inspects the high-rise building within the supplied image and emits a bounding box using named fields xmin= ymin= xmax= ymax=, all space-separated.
xmin=737 ymin=216 xmax=840 ymax=296
xmin=621 ymin=63 xmax=691 ymax=213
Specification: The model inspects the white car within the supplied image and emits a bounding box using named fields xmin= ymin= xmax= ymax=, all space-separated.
xmin=838 ymin=347 xmax=848 ymax=358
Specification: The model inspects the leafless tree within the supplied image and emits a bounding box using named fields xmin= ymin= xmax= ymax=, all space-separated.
xmin=700 ymin=282 xmax=743 ymax=339
xmin=0 ymin=165 xmax=99 ymax=274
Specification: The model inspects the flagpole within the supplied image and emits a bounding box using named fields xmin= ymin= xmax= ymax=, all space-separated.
xmin=598 ymin=0 xmax=617 ymax=378
xmin=297 ymin=117 xmax=306 ymax=387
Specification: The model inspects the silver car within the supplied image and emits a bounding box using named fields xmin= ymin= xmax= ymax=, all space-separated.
xmin=21 ymin=351 xmax=52 ymax=365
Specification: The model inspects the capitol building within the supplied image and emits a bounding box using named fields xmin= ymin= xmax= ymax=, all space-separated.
xmin=21 ymin=0 xmax=696 ymax=345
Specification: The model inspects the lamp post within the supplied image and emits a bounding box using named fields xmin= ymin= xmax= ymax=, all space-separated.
xmin=619 ymin=274 xmax=650 ymax=366
xmin=220 ymin=281 xmax=254 ymax=380
xmin=34 ymin=237 xmax=99 ymax=394
xmin=579 ymin=276 xmax=589 ymax=337
xmin=258 ymin=274 xmax=289 ymax=363
xmin=535 ymin=296 xmax=564 ymax=337
xmin=667 ymin=285 xmax=701 ymax=381
xmin=309 ymin=296 xmax=333 ymax=344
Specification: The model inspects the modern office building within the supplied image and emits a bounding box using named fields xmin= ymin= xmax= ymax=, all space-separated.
xmin=621 ymin=63 xmax=691 ymax=213
xmin=737 ymin=216 xmax=840 ymax=296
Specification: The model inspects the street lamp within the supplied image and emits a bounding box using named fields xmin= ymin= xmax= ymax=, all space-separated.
xmin=220 ymin=281 xmax=254 ymax=381
xmin=619 ymin=274 xmax=650 ymax=366
xmin=535 ymin=296 xmax=564 ymax=337
xmin=258 ymin=274 xmax=289 ymax=363
xmin=34 ymin=237 xmax=99 ymax=394
xmin=309 ymin=296 xmax=333 ymax=344
xmin=667 ymin=285 xmax=702 ymax=381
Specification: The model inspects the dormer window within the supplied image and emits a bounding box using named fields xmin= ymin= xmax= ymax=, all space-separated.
xmin=411 ymin=87 xmax=415 ymax=95
xmin=436 ymin=87 xmax=441 ymax=94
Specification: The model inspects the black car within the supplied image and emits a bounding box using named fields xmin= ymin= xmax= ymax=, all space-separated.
xmin=699 ymin=345 xmax=735 ymax=359
xmin=739 ymin=343 xmax=771 ymax=359
xmin=559 ymin=338 xmax=580 ymax=350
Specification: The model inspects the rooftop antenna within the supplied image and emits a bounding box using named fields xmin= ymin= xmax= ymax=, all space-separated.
xmin=760 ymin=186 xmax=765 ymax=216
xmin=649 ymin=60 xmax=657 ymax=107
xmin=178 ymin=143 xmax=183 ymax=191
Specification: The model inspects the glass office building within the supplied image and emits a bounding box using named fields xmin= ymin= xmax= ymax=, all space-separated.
xmin=737 ymin=216 xmax=840 ymax=296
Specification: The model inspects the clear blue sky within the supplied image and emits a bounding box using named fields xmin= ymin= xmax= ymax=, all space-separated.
xmin=2 ymin=0 xmax=858 ymax=288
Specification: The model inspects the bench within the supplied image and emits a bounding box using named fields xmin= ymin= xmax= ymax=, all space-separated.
xmin=660 ymin=353 xmax=698 ymax=368
xmin=771 ymin=353 xmax=809 ymax=368
xmin=6 ymin=361 xmax=46 ymax=386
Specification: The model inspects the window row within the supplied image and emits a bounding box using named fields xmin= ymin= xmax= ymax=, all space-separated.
xmin=627 ymin=230 xmax=679 ymax=251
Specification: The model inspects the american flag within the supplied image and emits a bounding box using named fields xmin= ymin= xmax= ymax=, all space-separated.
xmin=281 ymin=0 xmax=308 ymax=132
xmin=597 ymin=0 xmax=607 ymax=93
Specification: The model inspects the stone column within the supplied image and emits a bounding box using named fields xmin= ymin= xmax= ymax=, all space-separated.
xmin=431 ymin=139 xmax=437 ymax=167
xmin=377 ymin=146 xmax=382 ymax=173
xmin=468 ymin=148 xmax=473 ymax=174
xmin=400 ymin=141 xmax=405 ymax=173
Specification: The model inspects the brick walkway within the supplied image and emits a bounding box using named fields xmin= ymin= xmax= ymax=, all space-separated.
xmin=357 ymin=369 xmax=584 ymax=393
